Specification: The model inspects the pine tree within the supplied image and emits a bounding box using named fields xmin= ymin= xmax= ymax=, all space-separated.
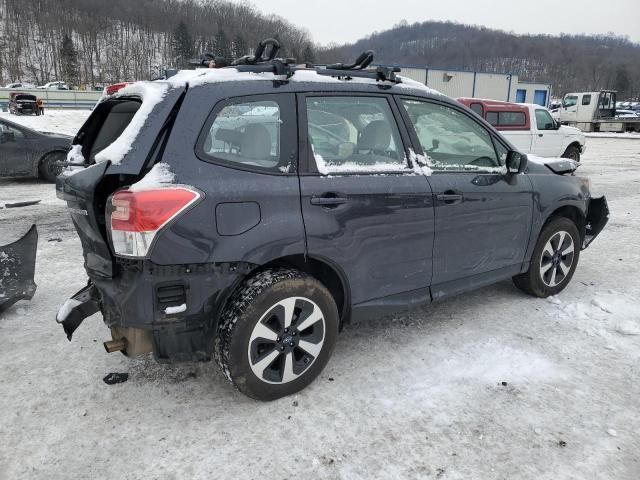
xmin=214 ymin=30 xmax=232 ymax=62
xmin=171 ymin=20 xmax=193 ymax=69
xmin=302 ymin=44 xmax=316 ymax=64
xmin=60 ymin=34 xmax=79 ymax=86
xmin=232 ymin=34 xmax=247 ymax=62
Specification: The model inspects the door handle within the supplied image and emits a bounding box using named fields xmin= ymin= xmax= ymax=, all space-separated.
xmin=436 ymin=191 xmax=463 ymax=204
xmin=538 ymin=134 xmax=544 ymax=137
xmin=310 ymin=194 xmax=347 ymax=207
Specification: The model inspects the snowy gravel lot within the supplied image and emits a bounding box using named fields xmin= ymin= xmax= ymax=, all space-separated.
xmin=1 ymin=115 xmax=639 ymax=479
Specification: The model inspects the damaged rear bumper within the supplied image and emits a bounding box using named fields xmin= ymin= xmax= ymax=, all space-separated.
xmin=583 ymin=196 xmax=609 ymax=248
xmin=0 ymin=224 xmax=38 ymax=313
xmin=56 ymin=283 xmax=101 ymax=340
xmin=55 ymin=261 xmax=250 ymax=362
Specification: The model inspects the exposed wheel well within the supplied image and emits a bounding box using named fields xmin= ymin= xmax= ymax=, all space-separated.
xmin=546 ymin=205 xmax=586 ymax=243
xmin=259 ymin=255 xmax=350 ymax=327
xmin=566 ymin=141 xmax=582 ymax=151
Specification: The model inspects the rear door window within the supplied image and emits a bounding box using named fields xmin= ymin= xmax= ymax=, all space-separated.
xmin=305 ymin=96 xmax=407 ymax=173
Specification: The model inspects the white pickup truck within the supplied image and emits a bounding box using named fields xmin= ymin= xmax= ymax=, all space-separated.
xmin=458 ymin=98 xmax=586 ymax=161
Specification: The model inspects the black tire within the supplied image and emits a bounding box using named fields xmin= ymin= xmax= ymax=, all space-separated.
xmin=562 ymin=145 xmax=581 ymax=162
xmin=513 ymin=216 xmax=581 ymax=298
xmin=38 ymin=151 xmax=66 ymax=182
xmin=215 ymin=268 xmax=339 ymax=401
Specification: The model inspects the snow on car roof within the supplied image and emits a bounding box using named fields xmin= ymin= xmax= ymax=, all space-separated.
xmin=95 ymin=67 xmax=443 ymax=166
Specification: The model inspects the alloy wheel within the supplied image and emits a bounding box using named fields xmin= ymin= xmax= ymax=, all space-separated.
xmin=539 ymin=230 xmax=575 ymax=287
xmin=247 ymin=296 xmax=325 ymax=384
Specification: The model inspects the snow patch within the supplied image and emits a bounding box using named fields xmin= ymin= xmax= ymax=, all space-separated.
xmin=66 ymin=144 xmax=85 ymax=164
xmin=165 ymin=303 xmax=186 ymax=314
xmin=408 ymin=148 xmax=433 ymax=176
xmin=56 ymin=298 xmax=81 ymax=322
xmin=396 ymin=76 xmax=443 ymax=96
xmin=94 ymin=82 xmax=169 ymax=165
xmin=128 ymin=163 xmax=175 ymax=192
xmin=167 ymin=68 xmax=280 ymax=89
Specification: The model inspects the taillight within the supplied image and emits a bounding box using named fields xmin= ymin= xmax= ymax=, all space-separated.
xmin=107 ymin=187 xmax=201 ymax=258
xmin=105 ymin=82 xmax=131 ymax=96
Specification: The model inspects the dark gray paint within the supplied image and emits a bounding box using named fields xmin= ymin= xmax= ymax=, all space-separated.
xmin=0 ymin=117 xmax=72 ymax=178
xmin=56 ymin=75 xmax=607 ymax=361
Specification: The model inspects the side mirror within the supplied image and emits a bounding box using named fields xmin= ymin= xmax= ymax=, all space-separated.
xmin=506 ymin=150 xmax=527 ymax=174
xmin=554 ymin=120 xmax=561 ymax=130
xmin=0 ymin=131 xmax=15 ymax=143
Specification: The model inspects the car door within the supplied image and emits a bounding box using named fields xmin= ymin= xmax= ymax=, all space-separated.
xmin=533 ymin=108 xmax=565 ymax=157
xmin=396 ymin=97 xmax=534 ymax=299
xmin=0 ymin=121 xmax=30 ymax=176
xmin=297 ymin=93 xmax=434 ymax=307
xmin=561 ymin=94 xmax=578 ymax=123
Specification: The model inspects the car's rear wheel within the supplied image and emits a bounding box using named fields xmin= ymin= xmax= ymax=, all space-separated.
xmin=215 ymin=268 xmax=339 ymax=401
xmin=39 ymin=152 xmax=65 ymax=182
xmin=513 ymin=216 xmax=581 ymax=297
xmin=562 ymin=145 xmax=581 ymax=162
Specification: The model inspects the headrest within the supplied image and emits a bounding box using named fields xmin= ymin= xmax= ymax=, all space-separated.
xmin=358 ymin=120 xmax=391 ymax=151
xmin=241 ymin=123 xmax=272 ymax=160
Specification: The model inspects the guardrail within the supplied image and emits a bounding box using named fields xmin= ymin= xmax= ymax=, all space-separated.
xmin=0 ymin=88 xmax=103 ymax=111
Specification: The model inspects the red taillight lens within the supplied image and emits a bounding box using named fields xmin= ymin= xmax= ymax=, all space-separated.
xmin=105 ymin=82 xmax=131 ymax=95
xmin=108 ymin=187 xmax=200 ymax=258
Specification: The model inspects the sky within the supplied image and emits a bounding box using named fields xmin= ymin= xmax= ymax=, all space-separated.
xmin=248 ymin=0 xmax=640 ymax=46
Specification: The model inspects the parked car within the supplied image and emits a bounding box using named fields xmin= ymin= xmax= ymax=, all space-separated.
xmin=55 ymin=58 xmax=608 ymax=401
xmin=8 ymin=92 xmax=39 ymax=115
xmin=458 ymin=98 xmax=586 ymax=161
xmin=4 ymin=82 xmax=36 ymax=89
xmin=0 ymin=117 xmax=72 ymax=181
xmin=37 ymin=81 xmax=68 ymax=90
xmin=615 ymin=109 xmax=640 ymax=119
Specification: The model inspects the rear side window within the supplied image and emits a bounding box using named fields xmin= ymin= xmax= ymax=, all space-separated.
xmin=200 ymin=100 xmax=282 ymax=171
xmin=582 ymin=95 xmax=592 ymax=106
xmin=485 ymin=111 xmax=526 ymax=127
xmin=469 ymin=103 xmax=484 ymax=116
xmin=89 ymin=100 xmax=141 ymax=162
xmin=305 ymin=96 xmax=406 ymax=173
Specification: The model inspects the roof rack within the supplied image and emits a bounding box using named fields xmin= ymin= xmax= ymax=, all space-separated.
xmin=190 ymin=39 xmax=402 ymax=83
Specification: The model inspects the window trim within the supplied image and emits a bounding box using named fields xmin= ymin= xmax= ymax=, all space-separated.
xmin=394 ymin=95 xmax=508 ymax=175
xmin=296 ymin=91 xmax=414 ymax=176
xmin=194 ymin=92 xmax=298 ymax=176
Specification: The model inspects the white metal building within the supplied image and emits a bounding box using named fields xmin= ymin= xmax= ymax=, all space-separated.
xmin=386 ymin=65 xmax=551 ymax=107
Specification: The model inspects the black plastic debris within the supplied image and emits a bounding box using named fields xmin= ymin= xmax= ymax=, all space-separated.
xmin=103 ymin=372 xmax=129 ymax=385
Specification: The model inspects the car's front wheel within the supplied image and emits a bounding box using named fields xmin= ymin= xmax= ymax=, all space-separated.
xmin=215 ymin=268 xmax=339 ymax=401
xmin=513 ymin=216 xmax=581 ymax=297
xmin=39 ymin=152 xmax=65 ymax=182
xmin=562 ymin=145 xmax=581 ymax=162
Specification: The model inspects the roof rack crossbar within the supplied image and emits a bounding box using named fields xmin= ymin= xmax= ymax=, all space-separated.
xmin=326 ymin=50 xmax=375 ymax=70
xmin=316 ymin=65 xmax=402 ymax=84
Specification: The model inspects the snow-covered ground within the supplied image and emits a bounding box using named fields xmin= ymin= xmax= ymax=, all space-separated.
xmin=1 ymin=136 xmax=639 ymax=479
xmin=0 ymin=109 xmax=91 ymax=137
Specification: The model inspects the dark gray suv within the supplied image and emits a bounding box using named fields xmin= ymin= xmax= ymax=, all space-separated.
xmin=55 ymin=52 xmax=608 ymax=400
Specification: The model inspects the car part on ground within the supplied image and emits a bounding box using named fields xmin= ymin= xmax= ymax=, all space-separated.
xmin=53 ymin=41 xmax=609 ymax=399
xmin=0 ymin=225 xmax=38 ymax=313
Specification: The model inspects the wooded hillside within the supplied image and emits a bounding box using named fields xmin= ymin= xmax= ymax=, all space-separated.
xmin=317 ymin=20 xmax=640 ymax=97
xmin=0 ymin=0 xmax=314 ymax=86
